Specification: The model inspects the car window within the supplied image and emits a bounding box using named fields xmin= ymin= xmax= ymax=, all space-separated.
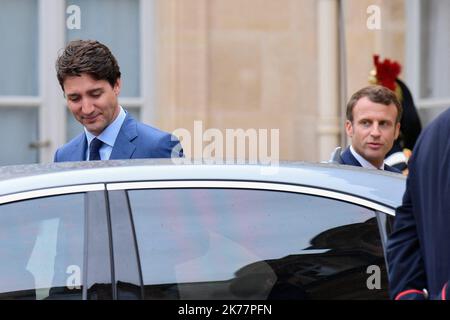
xmin=128 ymin=188 xmax=388 ymax=300
xmin=0 ymin=194 xmax=85 ymax=300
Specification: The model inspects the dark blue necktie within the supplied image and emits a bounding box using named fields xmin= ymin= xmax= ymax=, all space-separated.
xmin=89 ymin=138 xmax=103 ymax=161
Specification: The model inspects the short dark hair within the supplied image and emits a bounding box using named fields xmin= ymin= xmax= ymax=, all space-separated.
xmin=56 ymin=39 xmax=121 ymax=91
xmin=346 ymin=85 xmax=403 ymax=123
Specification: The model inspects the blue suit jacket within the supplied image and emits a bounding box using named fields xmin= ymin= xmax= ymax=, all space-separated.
xmin=387 ymin=107 xmax=450 ymax=300
xmin=54 ymin=113 xmax=183 ymax=162
xmin=340 ymin=147 xmax=400 ymax=173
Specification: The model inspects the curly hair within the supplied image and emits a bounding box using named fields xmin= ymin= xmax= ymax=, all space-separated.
xmin=56 ymin=39 xmax=121 ymax=91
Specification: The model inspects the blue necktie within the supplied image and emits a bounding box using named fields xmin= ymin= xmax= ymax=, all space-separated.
xmin=89 ymin=138 xmax=103 ymax=161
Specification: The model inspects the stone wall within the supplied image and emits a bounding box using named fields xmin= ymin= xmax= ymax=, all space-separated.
xmin=154 ymin=0 xmax=405 ymax=162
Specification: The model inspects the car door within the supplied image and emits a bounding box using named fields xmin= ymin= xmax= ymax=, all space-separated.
xmin=107 ymin=180 xmax=393 ymax=300
xmin=0 ymin=185 xmax=112 ymax=300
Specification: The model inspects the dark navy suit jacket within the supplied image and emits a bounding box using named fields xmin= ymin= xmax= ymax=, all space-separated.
xmin=54 ymin=113 xmax=183 ymax=162
xmin=340 ymin=147 xmax=400 ymax=173
xmin=387 ymin=108 xmax=450 ymax=300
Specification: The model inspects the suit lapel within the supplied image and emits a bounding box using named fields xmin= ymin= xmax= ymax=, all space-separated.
xmin=342 ymin=147 xmax=398 ymax=171
xmin=385 ymin=164 xmax=401 ymax=173
xmin=71 ymin=134 xmax=88 ymax=161
xmin=341 ymin=147 xmax=362 ymax=167
xmin=109 ymin=113 xmax=138 ymax=160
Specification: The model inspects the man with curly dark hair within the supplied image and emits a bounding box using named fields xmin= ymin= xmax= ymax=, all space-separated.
xmin=54 ymin=39 xmax=183 ymax=162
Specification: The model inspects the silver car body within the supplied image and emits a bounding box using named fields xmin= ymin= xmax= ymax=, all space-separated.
xmin=0 ymin=159 xmax=407 ymax=300
xmin=0 ymin=159 xmax=406 ymax=215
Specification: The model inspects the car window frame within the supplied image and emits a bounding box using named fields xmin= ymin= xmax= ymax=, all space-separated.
xmin=0 ymin=177 xmax=397 ymax=300
xmin=107 ymin=189 xmax=144 ymax=300
xmin=107 ymin=179 xmax=395 ymax=299
xmin=0 ymin=183 xmax=112 ymax=300
xmin=106 ymin=180 xmax=396 ymax=216
xmin=85 ymin=190 xmax=114 ymax=300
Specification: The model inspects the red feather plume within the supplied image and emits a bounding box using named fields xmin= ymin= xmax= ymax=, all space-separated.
xmin=373 ymin=55 xmax=402 ymax=91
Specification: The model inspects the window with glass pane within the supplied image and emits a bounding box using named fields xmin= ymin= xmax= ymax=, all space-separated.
xmin=0 ymin=108 xmax=39 ymax=165
xmin=65 ymin=0 xmax=140 ymax=98
xmin=129 ymin=188 xmax=388 ymax=300
xmin=0 ymin=194 xmax=85 ymax=300
xmin=0 ymin=0 xmax=38 ymax=96
xmin=64 ymin=0 xmax=141 ymax=142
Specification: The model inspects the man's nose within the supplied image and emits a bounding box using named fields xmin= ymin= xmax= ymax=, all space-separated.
xmin=81 ymin=99 xmax=95 ymax=114
xmin=370 ymin=124 xmax=381 ymax=136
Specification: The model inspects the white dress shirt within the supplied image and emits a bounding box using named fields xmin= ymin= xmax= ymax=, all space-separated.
xmin=350 ymin=145 xmax=386 ymax=170
xmin=84 ymin=106 xmax=127 ymax=160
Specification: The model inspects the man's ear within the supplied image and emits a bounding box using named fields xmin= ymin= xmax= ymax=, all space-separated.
xmin=394 ymin=122 xmax=401 ymax=140
xmin=345 ymin=120 xmax=353 ymax=138
xmin=113 ymin=78 xmax=121 ymax=96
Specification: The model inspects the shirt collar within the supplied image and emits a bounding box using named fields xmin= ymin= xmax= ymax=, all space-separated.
xmin=84 ymin=106 xmax=127 ymax=147
xmin=350 ymin=145 xmax=386 ymax=170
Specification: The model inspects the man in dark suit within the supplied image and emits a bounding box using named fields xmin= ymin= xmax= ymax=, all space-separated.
xmin=54 ymin=39 xmax=183 ymax=162
xmin=369 ymin=55 xmax=422 ymax=172
xmin=340 ymin=85 xmax=402 ymax=173
xmin=387 ymin=108 xmax=450 ymax=300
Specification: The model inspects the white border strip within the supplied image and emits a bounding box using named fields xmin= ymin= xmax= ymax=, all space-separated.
xmin=107 ymin=181 xmax=395 ymax=215
xmin=39 ymin=0 xmax=66 ymax=163
xmin=405 ymin=0 xmax=421 ymax=102
xmin=139 ymin=0 xmax=155 ymax=124
xmin=0 ymin=184 xmax=105 ymax=205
